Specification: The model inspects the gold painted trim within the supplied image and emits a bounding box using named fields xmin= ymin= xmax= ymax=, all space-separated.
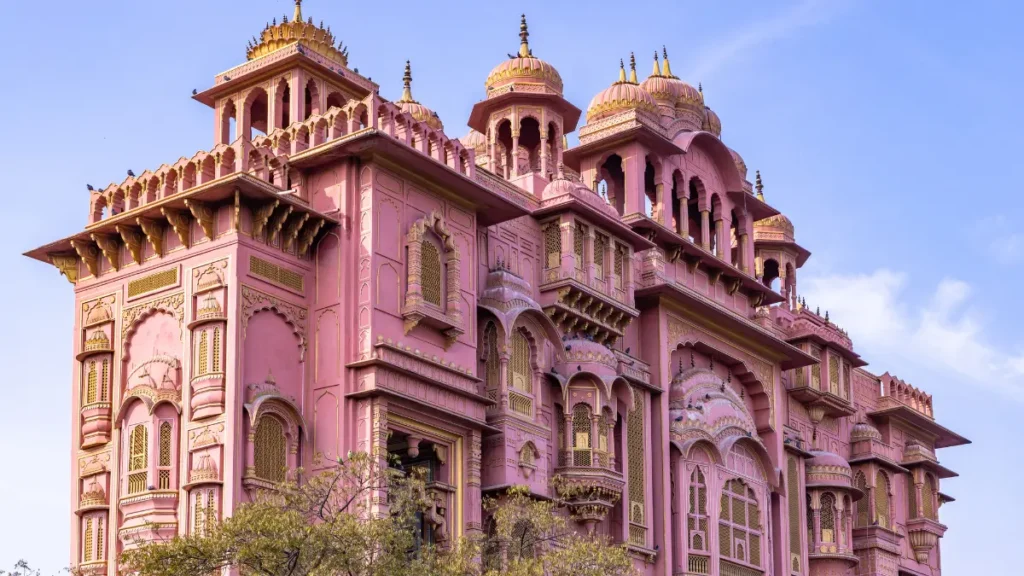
xmin=388 ymin=414 xmax=464 ymax=540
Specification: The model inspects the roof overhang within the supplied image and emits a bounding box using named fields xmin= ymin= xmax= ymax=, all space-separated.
xmin=754 ymin=237 xmax=812 ymax=268
xmin=787 ymin=334 xmax=867 ymax=367
xmin=287 ymin=129 xmax=534 ymax=226
xmin=635 ymin=287 xmax=817 ymax=371
xmin=533 ymin=204 xmax=655 ymax=252
xmin=868 ymin=405 xmax=971 ymax=449
xmin=562 ymin=123 xmax=683 ymax=171
xmin=468 ymin=91 xmax=582 ymax=134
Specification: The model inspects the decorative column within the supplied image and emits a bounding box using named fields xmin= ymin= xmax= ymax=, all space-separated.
xmin=679 ymin=179 xmax=690 ymax=239
xmin=700 ymin=210 xmax=710 ymax=249
xmin=539 ymin=128 xmax=549 ymax=177
xmin=584 ymin=226 xmax=596 ymax=284
xmin=511 ymin=129 xmax=521 ymax=177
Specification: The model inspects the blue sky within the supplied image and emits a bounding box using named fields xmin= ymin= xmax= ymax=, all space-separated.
xmin=1 ymin=0 xmax=1021 ymax=573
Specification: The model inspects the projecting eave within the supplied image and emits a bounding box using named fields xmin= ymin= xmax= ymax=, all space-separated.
xmin=728 ymin=190 xmax=780 ymax=221
xmin=901 ymin=457 xmax=959 ymax=480
xmin=868 ymin=405 xmax=970 ymax=449
xmin=562 ymin=122 xmax=683 ymax=171
xmin=786 ymin=333 xmax=867 ymax=368
xmin=753 ymin=237 xmax=811 ymax=268
xmin=533 ymin=202 xmax=654 ymax=251
xmin=635 ymin=284 xmax=817 ymax=370
xmin=287 ymin=129 xmax=534 ymax=226
xmin=468 ymin=91 xmax=582 ymax=135
xmin=193 ymin=43 xmax=376 ymax=107
xmin=24 ymin=172 xmax=337 ymax=264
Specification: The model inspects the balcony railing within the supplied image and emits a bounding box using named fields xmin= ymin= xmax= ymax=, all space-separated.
xmin=559 ymin=448 xmax=613 ymax=469
xmin=127 ymin=472 xmax=147 ymax=494
xmin=687 ymin=554 xmax=710 ymax=575
xmin=629 ymin=523 xmax=647 ymax=547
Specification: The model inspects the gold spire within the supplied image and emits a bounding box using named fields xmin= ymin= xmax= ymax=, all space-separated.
xmin=294 ymin=0 xmax=302 ymax=22
xmin=628 ymin=52 xmax=638 ymax=84
xmin=755 ymin=170 xmax=765 ymax=201
xmin=399 ymin=60 xmax=415 ymax=103
xmin=651 ymin=51 xmax=661 ymax=77
xmin=661 ymin=46 xmax=676 ymax=78
xmin=698 ymin=82 xmax=704 ymax=101
xmin=518 ymin=14 xmax=531 ymax=58
xmin=618 ymin=59 xmax=627 ymax=83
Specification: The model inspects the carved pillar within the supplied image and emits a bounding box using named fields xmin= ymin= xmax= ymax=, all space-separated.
xmin=679 ymin=180 xmax=690 ymax=239
xmin=700 ymin=210 xmax=710 ymax=249
xmin=539 ymin=128 xmax=549 ymax=177
xmin=511 ymin=129 xmax=520 ymax=177
xmin=584 ymin=226 xmax=595 ymax=284
xmin=559 ymin=218 xmax=574 ymax=274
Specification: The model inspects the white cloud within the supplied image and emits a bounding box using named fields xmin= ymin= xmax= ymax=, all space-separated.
xmin=687 ymin=0 xmax=845 ymax=80
xmin=801 ymin=270 xmax=1024 ymax=402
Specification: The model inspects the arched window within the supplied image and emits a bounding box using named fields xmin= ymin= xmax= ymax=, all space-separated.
xmin=483 ymin=323 xmax=499 ymax=402
xmin=828 ymin=353 xmax=840 ymax=396
xmin=510 ymin=519 xmax=536 ymax=561
xmin=875 ymin=471 xmax=891 ymax=529
xmin=100 ymin=360 xmax=109 ymax=401
xmin=574 ymin=222 xmax=586 ymax=271
xmin=719 ymin=479 xmax=763 ymax=567
xmin=85 ymin=362 xmax=98 ymax=404
xmin=593 ymin=233 xmax=607 ymax=277
xmin=544 ymin=223 xmax=561 ymax=269
xmin=197 ymin=331 xmax=209 ymax=376
xmin=572 ymin=403 xmax=592 ymax=466
xmin=614 ymin=244 xmax=626 ymax=289
xmin=810 ymin=345 xmax=822 ymax=390
xmin=194 ymin=490 xmax=206 ymax=535
xmin=127 ymin=424 xmax=148 ymax=494
xmin=628 ymin=392 xmax=646 ymax=543
xmin=421 ymin=239 xmax=442 ymax=306
xmin=83 ymin=518 xmax=93 ymax=562
xmin=508 ymin=328 xmax=533 ymax=418
xmin=788 ymin=457 xmax=802 ymax=572
xmin=854 ymin=471 xmax=869 ymax=527
xmin=922 ymin=474 xmax=937 ymax=520
xmin=254 ymin=417 xmax=287 ymax=482
xmin=688 ymin=467 xmax=709 ymax=551
xmin=820 ymin=492 xmax=836 ymax=543
xmin=158 ymin=421 xmax=173 ymax=489
xmin=212 ymin=328 xmax=221 ymax=373
xmin=598 ymin=408 xmax=613 ymax=467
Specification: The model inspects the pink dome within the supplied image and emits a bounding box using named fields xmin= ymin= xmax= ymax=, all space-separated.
xmin=396 ymin=61 xmax=442 ymax=131
xmin=807 ymin=450 xmax=851 ymax=470
xmin=754 ymin=214 xmax=795 ymax=242
xmin=729 ymin=148 xmax=748 ymax=180
xmin=806 ymin=450 xmax=857 ymax=494
xmin=485 ymin=16 xmax=562 ymax=96
xmin=460 ymin=129 xmax=486 ymax=151
xmin=587 ymin=60 xmax=657 ymax=123
xmin=541 ymin=176 xmax=576 ymax=200
xmin=703 ymin=106 xmax=722 ymax=137
xmin=851 ymin=421 xmax=882 ymax=441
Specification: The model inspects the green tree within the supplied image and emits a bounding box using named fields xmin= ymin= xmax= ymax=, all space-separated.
xmin=121 ymin=452 xmax=635 ymax=576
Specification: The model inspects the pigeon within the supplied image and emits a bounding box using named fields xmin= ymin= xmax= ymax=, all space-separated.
xmin=625 ymin=347 xmax=630 ymax=354
xmin=577 ymin=365 xmax=582 ymax=372
xmin=127 ymin=170 xmax=136 ymax=177
xmin=192 ymin=88 xmax=197 ymax=95
xmin=86 ymin=184 xmax=94 ymax=191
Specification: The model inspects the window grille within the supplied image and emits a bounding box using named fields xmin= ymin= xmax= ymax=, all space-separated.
xmin=207 ymin=489 xmax=217 ymax=527
xmin=821 ymin=492 xmax=836 ymax=543
xmin=128 ymin=424 xmax=148 ymax=494
xmin=909 ymin=477 xmax=919 ymax=519
xmin=875 ymin=471 xmax=891 ymax=529
xmin=544 ymin=224 xmax=561 ymax=269
xmin=688 ymin=467 xmax=709 ymax=550
xmin=614 ymin=244 xmax=625 ymax=288
xmin=100 ymin=360 xmax=109 ymax=401
xmin=828 ymin=354 xmax=840 ymax=395
xmin=212 ymin=328 xmax=221 ymax=373
xmin=509 ymin=392 xmax=533 ymax=417
xmin=556 ymin=407 xmax=565 ymax=451
xmin=86 ymin=362 xmax=97 ymax=404
xmin=158 ymin=421 xmax=173 ymax=489
xmin=83 ymin=518 xmax=93 ymax=562
xmin=254 ymin=417 xmax=287 ymax=482
xmin=719 ymin=479 xmax=762 ymax=567
xmin=810 ymin=346 xmax=821 ymax=389
xmin=484 ymin=323 xmax=499 ymax=401
xmin=510 ymin=330 xmax=532 ymax=393
xmin=421 ymin=240 xmax=442 ymax=306
xmin=194 ymin=491 xmax=206 ymax=535
xmin=788 ymin=457 xmax=802 ymax=570
xmin=854 ymin=472 xmax=869 ymax=527
xmin=574 ymin=223 xmax=586 ymax=271
xmin=922 ymin=475 xmax=937 ymax=520
xmin=572 ymin=404 xmax=591 ymax=466
xmin=628 ymin=392 xmax=646 ymax=529
xmin=96 ymin=519 xmax=104 ymax=560
xmin=593 ymin=233 xmax=606 ymax=277
xmin=842 ymin=360 xmax=851 ymax=399
xmin=197 ymin=331 xmax=209 ymax=376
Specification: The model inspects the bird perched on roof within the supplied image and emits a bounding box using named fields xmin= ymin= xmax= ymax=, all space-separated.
xmin=86 ymin=184 xmax=94 ymax=191
xmin=192 ymin=89 xmax=197 ymax=95
xmin=127 ymin=170 xmax=136 ymax=177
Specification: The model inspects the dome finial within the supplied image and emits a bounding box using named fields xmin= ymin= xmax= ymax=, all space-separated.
xmin=518 ymin=14 xmax=531 ymax=58
xmin=698 ymin=81 xmax=704 ymax=101
xmin=400 ymin=60 xmax=415 ymax=103
xmin=618 ymin=59 xmax=627 ymax=83
xmin=629 ymin=52 xmax=638 ymax=84
xmin=294 ymin=0 xmax=303 ymax=22
xmin=755 ymin=170 xmax=765 ymax=201
xmin=661 ymin=45 xmax=675 ymax=78
xmin=651 ymin=51 xmax=661 ymax=77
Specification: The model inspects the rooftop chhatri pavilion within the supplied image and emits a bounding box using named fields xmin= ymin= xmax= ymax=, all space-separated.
xmin=26 ymin=3 xmax=967 ymax=576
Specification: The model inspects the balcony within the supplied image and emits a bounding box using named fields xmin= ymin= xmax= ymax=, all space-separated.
xmin=906 ymin=517 xmax=947 ymax=563
xmin=870 ymin=373 xmax=970 ymax=449
xmin=554 ymin=448 xmax=624 ymax=530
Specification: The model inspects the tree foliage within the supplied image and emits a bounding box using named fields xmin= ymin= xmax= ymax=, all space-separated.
xmin=121 ymin=452 xmax=636 ymax=576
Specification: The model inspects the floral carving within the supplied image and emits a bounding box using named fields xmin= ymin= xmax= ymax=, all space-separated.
xmin=240 ymin=285 xmax=308 ymax=358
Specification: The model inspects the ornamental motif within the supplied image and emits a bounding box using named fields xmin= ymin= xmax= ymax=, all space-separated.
xmin=121 ymin=292 xmax=185 ymax=344
xmin=240 ymin=285 xmax=308 ymax=356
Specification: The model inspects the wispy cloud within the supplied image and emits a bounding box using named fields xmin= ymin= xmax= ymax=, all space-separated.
xmin=801 ymin=269 xmax=1024 ymax=402
xmin=686 ymin=0 xmax=845 ymax=80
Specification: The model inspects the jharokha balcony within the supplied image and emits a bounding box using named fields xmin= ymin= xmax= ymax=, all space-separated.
xmin=870 ymin=373 xmax=969 ymax=449
xmin=554 ymin=410 xmax=625 ymax=532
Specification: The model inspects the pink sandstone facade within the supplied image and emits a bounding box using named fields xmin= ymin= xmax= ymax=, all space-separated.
xmin=25 ymin=3 xmax=968 ymax=576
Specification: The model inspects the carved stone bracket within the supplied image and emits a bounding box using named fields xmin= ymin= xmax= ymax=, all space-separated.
xmin=71 ymin=239 xmax=100 ymax=277
xmin=49 ymin=252 xmax=79 ymax=283
xmin=184 ymin=199 xmax=216 ymax=240
xmin=116 ymin=225 xmax=144 ymax=265
xmin=282 ymin=212 xmax=309 ymax=252
xmin=251 ymin=200 xmax=279 ymax=238
xmin=91 ymin=233 xmax=120 ymax=271
xmin=137 ymin=218 xmax=164 ymax=257
xmin=267 ymin=205 xmax=294 ymax=245
xmin=161 ymin=208 xmax=191 ymax=248
xmin=298 ymin=218 xmax=325 ymax=256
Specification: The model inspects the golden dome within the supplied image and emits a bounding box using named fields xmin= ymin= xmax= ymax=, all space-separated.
xmin=755 ymin=214 xmax=795 ymax=241
xmin=84 ymin=330 xmax=111 ymax=352
xmin=587 ymin=55 xmax=658 ymax=123
xmin=197 ymin=293 xmax=223 ymax=320
xmin=396 ymin=61 xmax=443 ymax=131
xmin=247 ymin=1 xmax=349 ymax=66
xmin=485 ymin=15 xmax=563 ymax=96
xmin=851 ymin=421 xmax=882 ymax=442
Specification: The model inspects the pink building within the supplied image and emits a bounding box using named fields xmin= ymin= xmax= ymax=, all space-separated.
xmin=25 ymin=3 xmax=968 ymax=575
